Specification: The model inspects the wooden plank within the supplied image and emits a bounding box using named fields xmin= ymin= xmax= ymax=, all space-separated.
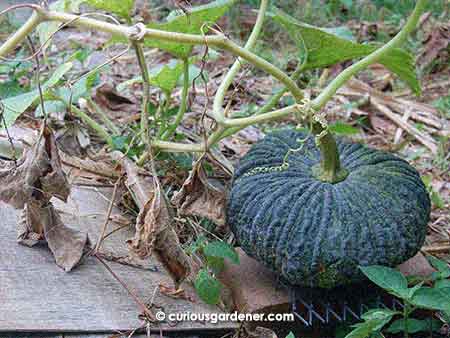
xmin=0 ymin=185 xmax=236 ymax=333
xmin=64 ymin=334 xmax=202 ymax=338
xmin=0 ymin=334 xmax=60 ymax=338
xmin=0 ymin=334 xmax=204 ymax=338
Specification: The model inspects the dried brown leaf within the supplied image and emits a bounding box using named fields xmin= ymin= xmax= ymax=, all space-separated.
xmin=172 ymin=158 xmax=227 ymax=227
xmin=129 ymin=181 xmax=170 ymax=257
xmin=369 ymin=113 xmax=397 ymax=135
xmin=115 ymin=154 xmax=191 ymax=288
xmin=0 ymin=125 xmax=70 ymax=208
xmin=17 ymin=201 xmax=45 ymax=246
xmin=158 ymin=283 xmax=194 ymax=301
xmin=55 ymin=124 xmax=90 ymax=157
xmin=31 ymin=201 xmax=88 ymax=272
xmin=0 ymin=125 xmax=89 ymax=271
xmin=418 ymin=23 xmax=450 ymax=69
xmin=61 ymin=151 xmax=119 ymax=179
xmin=247 ymin=327 xmax=278 ymax=338
xmin=95 ymin=83 xmax=134 ymax=111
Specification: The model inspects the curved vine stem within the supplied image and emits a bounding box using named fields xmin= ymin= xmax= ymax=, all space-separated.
xmin=10 ymin=7 xmax=302 ymax=101
xmin=133 ymin=41 xmax=151 ymax=152
xmin=161 ymin=57 xmax=190 ymax=140
xmin=211 ymin=0 xmax=270 ymax=125
xmin=0 ymin=10 xmax=42 ymax=57
xmin=0 ymin=0 xmax=428 ymax=157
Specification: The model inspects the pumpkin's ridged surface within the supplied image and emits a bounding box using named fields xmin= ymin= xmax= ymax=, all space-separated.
xmin=227 ymin=129 xmax=430 ymax=288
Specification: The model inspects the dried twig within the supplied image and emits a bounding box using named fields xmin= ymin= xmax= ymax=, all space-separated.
xmin=94 ymin=176 xmax=123 ymax=253
xmin=94 ymin=253 xmax=156 ymax=321
xmin=422 ymin=245 xmax=450 ymax=254
xmin=394 ymin=110 xmax=412 ymax=145
xmin=370 ymin=99 xmax=438 ymax=153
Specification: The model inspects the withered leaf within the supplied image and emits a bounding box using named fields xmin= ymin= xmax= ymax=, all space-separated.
xmin=0 ymin=125 xmax=88 ymax=272
xmin=418 ymin=23 xmax=450 ymax=69
xmin=130 ymin=180 xmax=170 ymax=258
xmin=95 ymin=83 xmax=134 ymax=111
xmin=172 ymin=158 xmax=227 ymax=227
xmin=115 ymin=154 xmax=191 ymax=288
xmin=368 ymin=113 xmax=396 ymax=135
xmin=19 ymin=200 xmax=89 ymax=272
xmin=0 ymin=125 xmax=70 ymax=207
xmin=54 ymin=123 xmax=90 ymax=157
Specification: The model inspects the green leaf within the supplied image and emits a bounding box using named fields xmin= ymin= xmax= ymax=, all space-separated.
xmin=443 ymin=310 xmax=450 ymax=323
xmin=421 ymin=176 xmax=446 ymax=209
xmin=117 ymin=59 xmax=205 ymax=93
xmin=360 ymin=309 xmax=398 ymax=331
xmin=361 ymin=309 xmax=399 ymax=322
xmin=421 ymin=174 xmax=432 ymax=187
xmin=435 ymin=279 xmax=450 ymax=289
xmin=411 ymin=287 xmax=450 ymax=311
xmin=386 ymin=318 xmax=441 ymax=334
xmin=431 ymin=190 xmax=445 ymax=209
xmin=340 ymin=0 xmax=353 ymax=9
xmin=1 ymin=62 xmax=73 ymax=129
xmin=57 ymin=71 xmax=99 ymax=105
xmin=116 ymin=60 xmax=184 ymax=93
xmin=269 ymin=8 xmax=420 ymax=94
xmin=407 ymin=281 xmax=424 ymax=299
xmin=427 ymin=256 xmax=450 ymax=278
xmin=285 ymin=333 xmax=295 ymax=338
xmin=359 ymin=266 xmax=408 ymax=298
xmin=0 ymin=80 xmax=26 ymax=99
xmin=144 ymin=0 xmax=235 ymax=58
xmin=344 ymin=319 xmax=388 ymax=338
xmin=34 ymin=100 xmax=66 ymax=117
xmin=67 ymin=48 xmax=91 ymax=63
xmin=206 ymin=256 xmax=225 ymax=274
xmin=324 ymin=26 xmax=355 ymax=41
xmin=203 ymin=241 xmax=239 ymax=265
xmin=194 ymin=268 xmax=223 ymax=305
xmin=111 ymin=135 xmax=145 ymax=160
xmin=65 ymin=0 xmax=86 ymax=12
xmin=111 ymin=135 xmax=128 ymax=152
xmin=329 ymin=122 xmax=360 ymax=135
xmin=149 ymin=60 xmax=185 ymax=94
xmin=377 ymin=48 xmax=421 ymax=96
xmin=186 ymin=235 xmax=208 ymax=255
xmin=85 ymin=0 xmax=134 ymax=19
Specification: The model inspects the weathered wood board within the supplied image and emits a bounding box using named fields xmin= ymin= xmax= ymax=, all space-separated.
xmin=0 ymin=334 xmax=204 ymax=338
xmin=0 ymin=334 xmax=208 ymax=338
xmin=0 ymin=185 xmax=235 ymax=333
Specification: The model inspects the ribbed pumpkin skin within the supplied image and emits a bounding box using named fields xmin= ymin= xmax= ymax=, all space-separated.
xmin=227 ymin=129 xmax=430 ymax=288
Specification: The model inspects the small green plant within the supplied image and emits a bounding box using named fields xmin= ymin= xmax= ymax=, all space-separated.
xmin=343 ymin=256 xmax=450 ymax=338
xmin=422 ymin=175 xmax=446 ymax=210
xmin=187 ymin=237 xmax=239 ymax=305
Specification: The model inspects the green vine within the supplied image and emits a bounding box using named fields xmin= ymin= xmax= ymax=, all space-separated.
xmin=0 ymin=0 xmax=428 ymax=178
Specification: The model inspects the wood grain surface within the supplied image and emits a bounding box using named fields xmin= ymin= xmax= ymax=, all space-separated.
xmin=0 ymin=185 xmax=235 ymax=333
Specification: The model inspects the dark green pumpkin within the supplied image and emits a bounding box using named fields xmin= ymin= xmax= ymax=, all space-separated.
xmin=227 ymin=129 xmax=430 ymax=288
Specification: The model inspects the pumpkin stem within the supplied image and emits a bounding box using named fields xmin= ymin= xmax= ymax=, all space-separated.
xmin=311 ymin=122 xmax=348 ymax=184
